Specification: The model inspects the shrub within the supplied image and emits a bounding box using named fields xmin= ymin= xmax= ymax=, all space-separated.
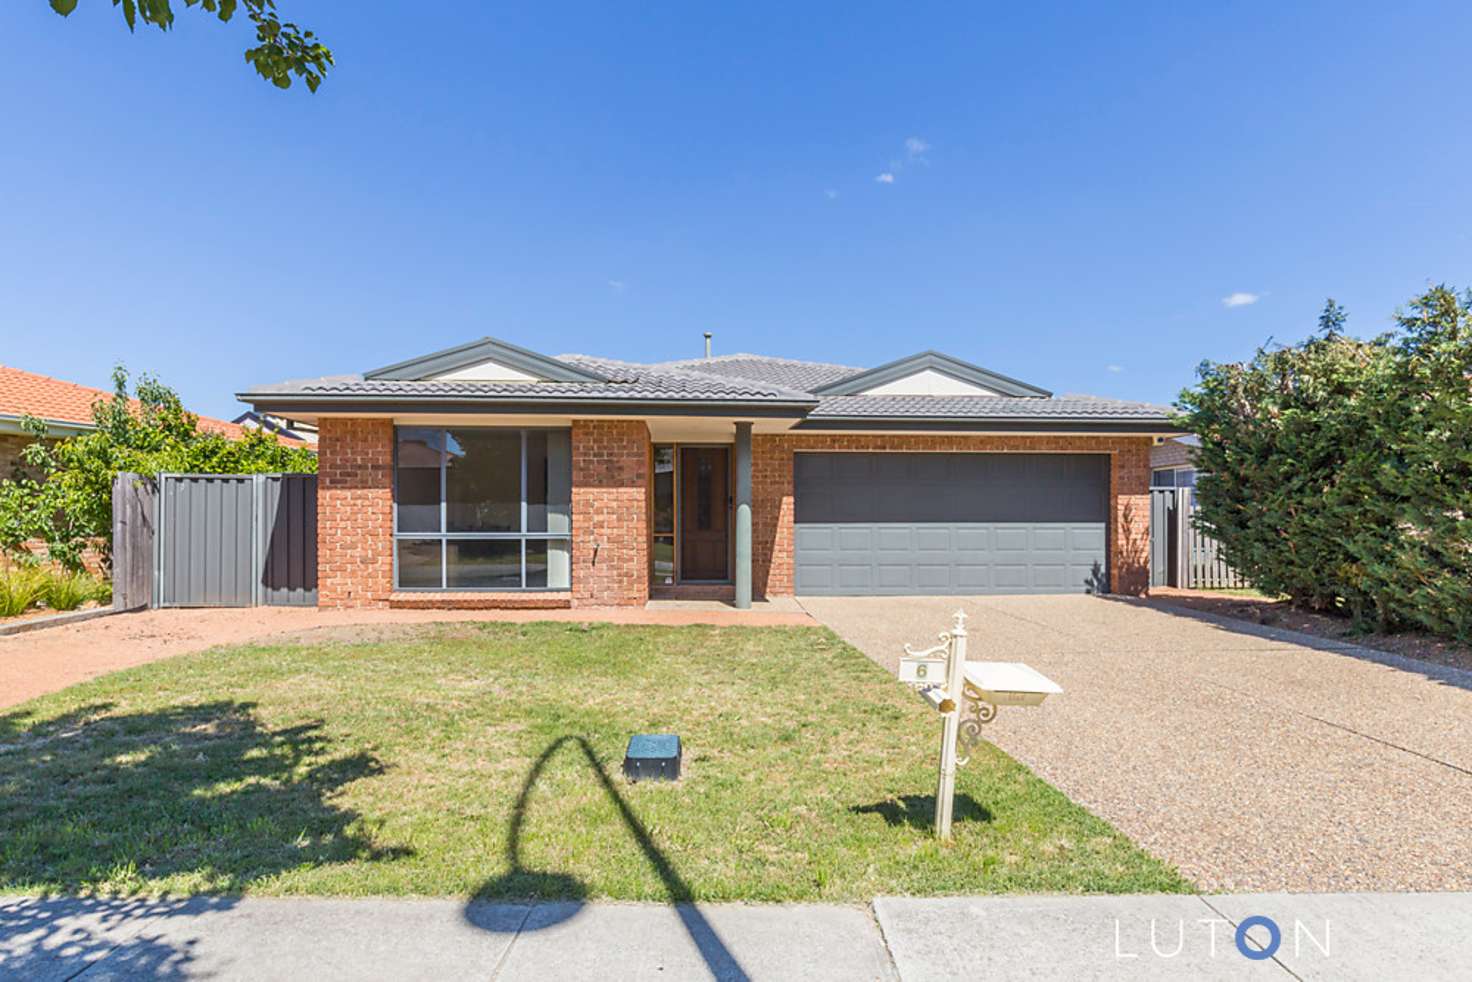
xmin=1179 ymin=287 xmax=1472 ymax=640
xmin=41 ymin=571 xmax=102 ymax=612
xmin=0 ymin=566 xmax=47 ymax=618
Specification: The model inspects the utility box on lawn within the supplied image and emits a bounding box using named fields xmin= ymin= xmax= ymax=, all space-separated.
xmin=623 ymin=734 xmax=681 ymax=782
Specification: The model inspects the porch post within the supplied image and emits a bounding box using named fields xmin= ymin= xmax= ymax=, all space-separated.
xmin=734 ymin=421 xmax=753 ymax=609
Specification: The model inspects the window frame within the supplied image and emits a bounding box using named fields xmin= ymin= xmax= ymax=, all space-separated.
xmin=392 ymin=426 xmax=572 ymax=591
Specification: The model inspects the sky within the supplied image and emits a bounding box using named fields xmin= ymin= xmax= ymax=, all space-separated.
xmin=4 ymin=1 xmax=1471 ymax=418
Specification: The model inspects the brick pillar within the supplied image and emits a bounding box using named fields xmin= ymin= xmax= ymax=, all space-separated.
xmin=317 ymin=418 xmax=394 ymax=608
xmin=752 ymin=434 xmax=795 ymax=597
xmin=1110 ymin=439 xmax=1152 ymax=596
xmin=571 ymin=419 xmax=650 ymax=607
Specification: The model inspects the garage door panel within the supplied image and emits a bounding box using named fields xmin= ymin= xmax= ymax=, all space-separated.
xmin=914 ymin=527 xmax=952 ymax=552
xmin=793 ymin=452 xmax=1109 ymax=596
xmin=876 ymin=527 xmax=912 ymax=551
xmin=955 ymin=565 xmax=992 ymax=588
xmin=992 ymin=564 xmax=1031 ymax=589
xmin=953 ymin=526 xmax=991 ymax=551
xmin=1030 ymin=527 xmax=1068 ymax=552
xmin=993 ymin=526 xmax=1030 ymax=551
xmin=877 ymin=564 xmax=914 ymax=588
xmin=795 ymin=526 xmax=835 ymax=550
xmin=915 ymin=565 xmax=952 ymax=589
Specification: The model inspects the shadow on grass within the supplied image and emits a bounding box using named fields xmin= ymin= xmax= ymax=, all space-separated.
xmin=850 ymin=793 xmax=993 ymax=831
xmin=469 ymin=735 xmax=750 ymax=982
xmin=0 ymin=700 xmax=402 ymax=895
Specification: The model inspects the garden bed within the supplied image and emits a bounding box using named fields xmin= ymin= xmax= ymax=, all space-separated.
xmin=1152 ymin=589 xmax=1472 ymax=673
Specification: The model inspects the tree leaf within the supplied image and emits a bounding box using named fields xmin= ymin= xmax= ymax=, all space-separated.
xmin=50 ymin=0 xmax=80 ymax=16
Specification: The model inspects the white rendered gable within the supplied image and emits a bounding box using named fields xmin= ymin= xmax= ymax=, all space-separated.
xmin=430 ymin=358 xmax=540 ymax=382
xmin=859 ymin=368 xmax=999 ymax=396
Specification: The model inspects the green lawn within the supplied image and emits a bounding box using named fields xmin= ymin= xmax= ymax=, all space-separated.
xmin=0 ymin=623 xmax=1189 ymax=900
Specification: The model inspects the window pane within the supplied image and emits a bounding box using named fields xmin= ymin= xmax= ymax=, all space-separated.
xmin=652 ymin=536 xmax=674 ymax=585
xmin=526 ymin=539 xmax=571 ymax=589
xmin=653 ymin=446 xmax=675 ymax=534
xmin=396 ymin=539 xmax=442 ymax=588
xmin=525 ymin=431 xmax=572 ymax=533
xmin=447 ymin=539 xmax=521 ymax=588
xmin=446 ymin=429 xmax=521 ymax=532
xmin=396 ymin=429 xmax=442 ymax=532
xmin=1177 ymin=468 xmax=1197 ymax=488
xmin=1150 ymin=468 xmax=1175 ymax=489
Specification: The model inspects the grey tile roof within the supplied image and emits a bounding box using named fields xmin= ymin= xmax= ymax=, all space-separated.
xmin=652 ymin=354 xmax=864 ymax=392
xmin=809 ymin=394 xmax=1174 ymax=420
xmin=240 ymin=360 xmax=815 ymax=404
xmin=240 ymin=351 xmax=1173 ymax=424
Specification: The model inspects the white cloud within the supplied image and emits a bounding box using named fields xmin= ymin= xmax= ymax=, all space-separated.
xmin=1107 ymin=364 xmax=1124 ymax=374
xmin=905 ymin=137 xmax=930 ymax=158
xmin=824 ymin=188 xmax=839 ymax=200
xmin=1221 ymin=291 xmax=1260 ymax=308
xmin=875 ymin=172 xmax=895 ymax=184
xmin=607 ymin=279 xmax=625 ymax=292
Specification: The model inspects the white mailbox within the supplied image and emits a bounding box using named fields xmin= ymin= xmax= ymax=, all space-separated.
xmin=963 ymin=662 xmax=1063 ymax=707
xmin=897 ymin=611 xmax=1064 ymax=840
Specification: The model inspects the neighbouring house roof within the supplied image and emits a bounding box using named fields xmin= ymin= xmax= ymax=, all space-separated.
xmin=1150 ymin=434 xmax=1199 ymax=469
xmin=232 ymin=410 xmax=319 ymax=444
xmin=238 ymin=337 xmax=1178 ymax=433
xmin=0 ymin=364 xmax=310 ymax=447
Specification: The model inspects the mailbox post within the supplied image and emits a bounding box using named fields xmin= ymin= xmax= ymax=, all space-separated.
xmin=899 ymin=610 xmax=1063 ymax=840
xmin=934 ymin=612 xmax=967 ymax=839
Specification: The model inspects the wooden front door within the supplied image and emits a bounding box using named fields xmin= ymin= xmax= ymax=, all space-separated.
xmin=679 ymin=447 xmax=730 ymax=580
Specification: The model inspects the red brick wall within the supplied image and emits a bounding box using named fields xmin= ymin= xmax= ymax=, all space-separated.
xmin=0 ymin=433 xmax=37 ymax=479
xmin=571 ymin=419 xmax=651 ymax=607
xmin=317 ymin=418 xmax=394 ymax=608
xmin=752 ymin=433 xmax=1154 ymax=597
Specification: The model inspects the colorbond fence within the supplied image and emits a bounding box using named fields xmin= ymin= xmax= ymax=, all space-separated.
xmin=112 ymin=472 xmax=317 ymax=608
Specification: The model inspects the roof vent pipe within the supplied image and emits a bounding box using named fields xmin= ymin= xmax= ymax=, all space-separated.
xmin=704 ymin=332 xmax=712 ymax=359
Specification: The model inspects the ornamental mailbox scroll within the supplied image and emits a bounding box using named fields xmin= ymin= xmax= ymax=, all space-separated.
xmin=898 ymin=611 xmax=1063 ymax=839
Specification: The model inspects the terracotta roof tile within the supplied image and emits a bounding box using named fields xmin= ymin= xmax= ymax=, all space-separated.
xmin=0 ymin=365 xmax=309 ymax=448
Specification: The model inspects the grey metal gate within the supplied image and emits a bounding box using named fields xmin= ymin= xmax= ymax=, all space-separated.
xmin=1149 ymin=487 xmax=1247 ymax=590
xmin=154 ymin=473 xmax=317 ymax=607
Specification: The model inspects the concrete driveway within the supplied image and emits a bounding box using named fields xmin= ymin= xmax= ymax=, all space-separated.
xmin=800 ymin=594 xmax=1472 ymax=893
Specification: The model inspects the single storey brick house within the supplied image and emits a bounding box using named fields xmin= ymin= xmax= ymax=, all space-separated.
xmin=239 ymin=338 xmax=1178 ymax=610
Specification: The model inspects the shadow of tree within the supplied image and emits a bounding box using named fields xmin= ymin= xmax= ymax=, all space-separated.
xmin=0 ymin=895 xmax=233 ymax=979
xmin=0 ymin=700 xmax=403 ymax=894
xmin=1117 ymin=499 xmax=1151 ymax=596
xmin=850 ymin=793 xmax=993 ymax=831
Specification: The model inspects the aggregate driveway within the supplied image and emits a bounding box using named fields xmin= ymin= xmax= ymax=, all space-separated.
xmin=800 ymin=594 xmax=1472 ymax=893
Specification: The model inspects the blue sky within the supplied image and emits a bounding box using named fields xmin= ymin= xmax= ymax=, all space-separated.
xmin=4 ymin=2 xmax=1470 ymax=418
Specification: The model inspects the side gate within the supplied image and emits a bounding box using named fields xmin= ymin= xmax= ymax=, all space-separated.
xmin=154 ymin=473 xmax=317 ymax=607
xmin=1148 ymin=487 xmax=1248 ymax=591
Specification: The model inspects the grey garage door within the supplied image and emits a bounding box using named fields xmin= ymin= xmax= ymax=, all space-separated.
xmin=794 ymin=453 xmax=1108 ymax=595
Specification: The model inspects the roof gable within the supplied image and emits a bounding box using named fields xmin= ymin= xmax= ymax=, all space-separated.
xmin=363 ymin=337 xmax=609 ymax=383
xmin=812 ymin=351 xmax=1051 ymax=398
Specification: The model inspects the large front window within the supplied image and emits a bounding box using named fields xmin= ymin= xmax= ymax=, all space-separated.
xmin=394 ymin=427 xmax=571 ymax=590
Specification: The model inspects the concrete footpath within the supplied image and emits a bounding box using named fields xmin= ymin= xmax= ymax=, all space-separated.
xmin=3 ymin=893 xmax=1470 ymax=981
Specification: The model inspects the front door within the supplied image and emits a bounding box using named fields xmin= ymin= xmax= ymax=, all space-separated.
xmin=679 ymin=447 xmax=730 ymax=580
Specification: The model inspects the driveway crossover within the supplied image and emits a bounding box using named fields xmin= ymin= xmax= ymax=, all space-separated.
xmin=800 ymin=595 xmax=1472 ymax=893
